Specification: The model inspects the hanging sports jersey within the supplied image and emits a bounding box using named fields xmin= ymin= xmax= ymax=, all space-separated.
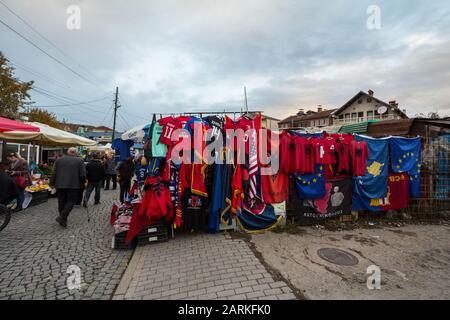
xmin=260 ymin=171 xmax=288 ymax=204
xmin=224 ymin=114 xmax=262 ymax=156
xmin=390 ymin=137 xmax=422 ymax=198
xmin=138 ymin=176 xmax=173 ymax=221
xmin=181 ymin=189 xmax=207 ymax=232
xmin=280 ymin=132 xmax=298 ymax=173
xmin=293 ymin=164 xmax=326 ymax=199
xmin=352 ymin=135 xmax=389 ymax=199
xmin=296 ymin=137 xmax=315 ymax=174
xmin=204 ymin=115 xmax=224 ymax=144
xmin=350 ymin=140 xmax=368 ymax=176
xmin=151 ymin=122 xmax=168 ymax=157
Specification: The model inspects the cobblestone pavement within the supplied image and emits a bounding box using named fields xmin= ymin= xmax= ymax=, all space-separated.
xmin=113 ymin=233 xmax=298 ymax=300
xmin=0 ymin=190 xmax=132 ymax=300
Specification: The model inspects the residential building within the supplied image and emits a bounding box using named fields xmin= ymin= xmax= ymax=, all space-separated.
xmin=262 ymin=115 xmax=280 ymax=129
xmin=278 ymin=106 xmax=336 ymax=129
xmin=332 ymin=90 xmax=408 ymax=124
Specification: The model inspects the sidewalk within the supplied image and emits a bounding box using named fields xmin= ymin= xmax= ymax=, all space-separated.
xmin=113 ymin=233 xmax=298 ymax=300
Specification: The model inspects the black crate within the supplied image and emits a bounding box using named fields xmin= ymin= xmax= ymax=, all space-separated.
xmin=139 ymin=223 xmax=168 ymax=235
xmin=112 ymin=231 xmax=137 ymax=250
xmin=137 ymin=232 xmax=169 ymax=245
xmin=28 ymin=191 xmax=49 ymax=207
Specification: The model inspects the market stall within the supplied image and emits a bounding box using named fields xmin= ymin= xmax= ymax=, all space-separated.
xmin=106 ymin=113 xmax=449 ymax=250
xmin=0 ymin=121 xmax=97 ymax=208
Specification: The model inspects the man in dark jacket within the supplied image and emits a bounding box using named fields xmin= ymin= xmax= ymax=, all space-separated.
xmin=50 ymin=147 xmax=86 ymax=227
xmin=116 ymin=157 xmax=134 ymax=203
xmin=0 ymin=170 xmax=18 ymax=206
xmin=104 ymin=154 xmax=117 ymax=190
xmin=83 ymin=153 xmax=105 ymax=207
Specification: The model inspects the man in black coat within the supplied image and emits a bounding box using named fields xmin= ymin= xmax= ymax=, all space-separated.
xmin=0 ymin=170 xmax=18 ymax=206
xmin=50 ymin=147 xmax=86 ymax=227
xmin=83 ymin=153 xmax=105 ymax=207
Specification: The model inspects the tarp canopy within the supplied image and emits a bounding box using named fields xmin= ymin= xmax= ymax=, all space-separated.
xmin=0 ymin=117 xmax=40 ymax=133
xmin=0 ymin=121 xmax=97 ymax=146
xmin=121 ymin=124 xmax=151 ymax=142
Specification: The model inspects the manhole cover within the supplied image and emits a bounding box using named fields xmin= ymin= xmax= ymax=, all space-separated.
xmin=317 ymin=248 xmax=359 ymax=266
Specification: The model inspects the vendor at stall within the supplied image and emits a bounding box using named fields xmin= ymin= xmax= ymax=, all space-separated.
xmin=6 ymin=153 xmax=30 ymax=211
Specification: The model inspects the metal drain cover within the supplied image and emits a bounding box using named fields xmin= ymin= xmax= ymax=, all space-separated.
xmin=317 ymin=248 xmax=359 ymax=266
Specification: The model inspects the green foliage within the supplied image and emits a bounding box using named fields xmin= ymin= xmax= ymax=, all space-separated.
xmin=0 ymin=51 xmax=33 ymax=118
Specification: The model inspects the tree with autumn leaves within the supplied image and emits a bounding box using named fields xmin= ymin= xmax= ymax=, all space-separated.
xmin=0 ymin=51 xmax=34 ymax=118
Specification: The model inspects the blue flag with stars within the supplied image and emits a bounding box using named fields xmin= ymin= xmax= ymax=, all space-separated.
xmin=390 ymin=137 xmax=422 ymax=198
xmin=353 ymin=135 xmax=389 ymax=199
xmin=293 ymin=164 xmax=326 ymax=199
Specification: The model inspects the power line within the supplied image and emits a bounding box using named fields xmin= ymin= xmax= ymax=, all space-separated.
xmin=32 ymin=97 xmax=110 ymax=108
xmin=0 ymin=17 xmax=98 ymax=87
xmin=0 ymin=0 xmax=101 ymax=84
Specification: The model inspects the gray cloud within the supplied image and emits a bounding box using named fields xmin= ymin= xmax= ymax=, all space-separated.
xmin=1 ymin=0 xmax=449 ymax=130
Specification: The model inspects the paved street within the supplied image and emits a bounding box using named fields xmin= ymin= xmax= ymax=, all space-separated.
xmin=0 ymin=190 xmax=132 ymax=300
xmin=113 ymin=233 xmax=299 ymax=300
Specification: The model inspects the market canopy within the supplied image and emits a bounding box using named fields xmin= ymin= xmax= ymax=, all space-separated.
xmin=0 ymin=117 xmax=40 ymax=133
xmin=121 ymin=124 xmax=151 ymax=142
xmin=0 ymin=121 xmax=97 ymax=146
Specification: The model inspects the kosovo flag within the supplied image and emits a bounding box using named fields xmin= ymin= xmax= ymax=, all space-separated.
xmin=353 ymin=135 xmax=389 ymax=199
xmin=390 ymin=137 xmax=422 ymax=198
xmin=293 ymin=164 xmax=325 ymax=199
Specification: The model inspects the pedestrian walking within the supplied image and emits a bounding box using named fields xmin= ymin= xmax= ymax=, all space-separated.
xmin=116 ymin=156 xmax=134 ymax=203
xmin=104 ymin=154 xmax=117 ymax=190
xmin=83 ymin=153 xmax=105 ymax=207
xmin=6 ymin=153 xmax=31 ymax=211
xmin=50 ymin=147 xmax=86 ymax=228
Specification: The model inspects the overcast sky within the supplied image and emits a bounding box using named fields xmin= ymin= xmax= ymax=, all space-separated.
xmin=1 ymin=0 xmax=449 ymax=131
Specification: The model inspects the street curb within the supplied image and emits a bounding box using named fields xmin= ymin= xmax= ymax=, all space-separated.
xmin=112 ymin=245 xmax=144 ymax=300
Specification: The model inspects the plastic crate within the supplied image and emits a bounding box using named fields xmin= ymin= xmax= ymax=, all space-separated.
xmin=137 ymin=232 xmax=169 ymax=245
xmin=112 ymin=231 xmax=137 ymax=250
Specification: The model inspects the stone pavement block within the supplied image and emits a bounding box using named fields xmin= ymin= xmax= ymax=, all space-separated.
xmin=216 ymin=289 xmax=236 ymax=298
xmin=278 ymin=293 xmax=297 ymax=300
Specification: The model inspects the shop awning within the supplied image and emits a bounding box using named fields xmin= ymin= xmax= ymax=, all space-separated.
xmin=0 ymin=121 xmax=97 ymax=146
xmin=121 ymin=124 xmax=151 ymax=142
xmin=338 ymin=120 xmax=379 ymax=134
xmin=0 ymin=117 xmax=40 ymax=133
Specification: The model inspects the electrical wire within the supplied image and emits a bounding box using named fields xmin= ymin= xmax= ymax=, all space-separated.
xmin=0 ymin=17 xmax=98 ymax=87
xmin=0 ymin=0 xmax=101 ymax=84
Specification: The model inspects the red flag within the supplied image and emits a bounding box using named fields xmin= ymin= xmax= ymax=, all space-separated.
xmin=110 ymin=203 xmax=118 ymax=225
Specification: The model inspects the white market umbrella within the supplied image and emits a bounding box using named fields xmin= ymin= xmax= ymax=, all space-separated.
xmin=121 ymin=124 xmax=151 ymax=142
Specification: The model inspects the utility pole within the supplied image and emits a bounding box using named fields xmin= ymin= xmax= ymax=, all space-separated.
xmin=112 ymin=86 xmax=119 ymax=141
xmin=244 ymin=86 xmax=249 ymax=113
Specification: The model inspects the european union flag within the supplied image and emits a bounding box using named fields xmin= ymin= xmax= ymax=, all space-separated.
xmin=390 ymin=137 xmax=421 ymax=198
xmin=293 ymin=164 xmax=325 ymax=199
xmin=353 ymin=135 xmax=389 ymax=199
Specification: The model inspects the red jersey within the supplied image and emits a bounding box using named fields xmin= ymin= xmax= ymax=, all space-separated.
xmin=350 ymin=140 xmax=368 ymax=176
xmin=224 ymin=114 xmax=262 ymax=156
xmin=295 ymin=137 xmax=315 ymax=174
xmin=280 ymin=132 xmax=298 ymax=173
xmin=158 ymin=116 xmax=191 ymax=146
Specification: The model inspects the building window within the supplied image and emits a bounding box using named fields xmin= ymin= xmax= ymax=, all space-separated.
xmin=367 ymin=111 xmax=374 ymax=119
xmin=351 ymin=112 xmax=357 ymax=119
xmin=344 ymin=113 xmax=350 ymax=120
xmin=339 ymin=115 xmax=344 ymax=120
xmin=358 ymin=112 xmax=364 ymax=118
